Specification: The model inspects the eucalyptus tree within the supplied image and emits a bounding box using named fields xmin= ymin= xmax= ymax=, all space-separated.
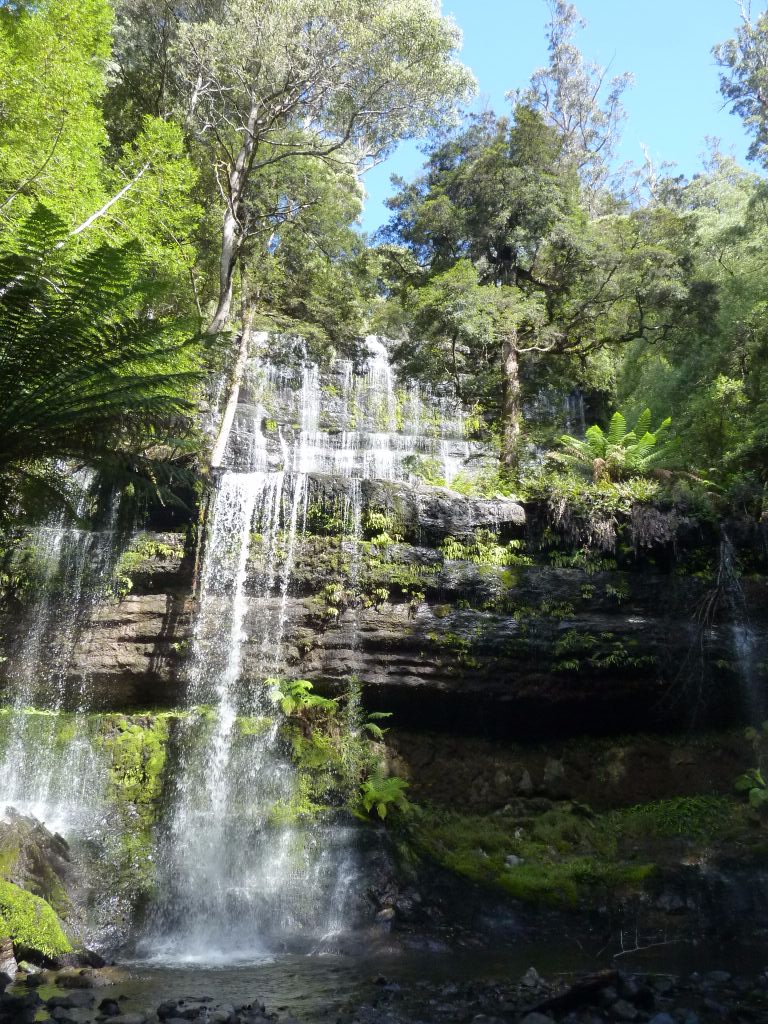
xmin=516 ymin=0 xmax=633 ymax=207
xmin=158 ymin=0 xmax=474 ymax=336
xmin=715 ymin=4 xmax=768 ymax=167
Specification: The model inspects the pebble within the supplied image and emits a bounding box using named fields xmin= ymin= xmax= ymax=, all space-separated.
xmin=610 ymin=998 xmax=638 ymax=1020
xmin=521 ymin=966 xmax=543 ymax=988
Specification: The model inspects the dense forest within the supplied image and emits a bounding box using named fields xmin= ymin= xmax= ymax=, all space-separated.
xmin=2 ymin=0 xmax=767 ymax=525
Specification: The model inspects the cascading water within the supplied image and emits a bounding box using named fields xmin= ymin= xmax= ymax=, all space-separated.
xmin=141 ymin=336 xmax=473 ymax=961
xmin=0 ymin=481 xmax=120 ymax=835
xmin=0 ymin=334 xmax=475 ymax=958
xmin=718 ymin=531 xmax=764 ymax=723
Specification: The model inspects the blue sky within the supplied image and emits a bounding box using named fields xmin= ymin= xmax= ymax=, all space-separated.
xmin=359 ymin=0 xmax=755 ymax=234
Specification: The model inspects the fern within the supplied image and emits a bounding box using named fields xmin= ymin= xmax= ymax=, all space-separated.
xmin=361 ymin=771 xmax=410 ymax=819
xmin=559 ymin=409 xmax=676 ymax=482
xmin=0 ymin=204 xmax=205 ymax=523
xmin=268 ymin=677 xmax=338 ymax=715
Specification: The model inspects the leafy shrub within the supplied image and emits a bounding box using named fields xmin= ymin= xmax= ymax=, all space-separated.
xmin=267 ymin=678 xmax=337 ymax=715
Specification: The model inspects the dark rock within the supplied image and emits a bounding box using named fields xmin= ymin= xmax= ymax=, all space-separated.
xmin=47 ymin=991 xmax=95 ymax=1009
xmin=598 ymin=986 xmax=618 ymax=1007
xmin=0 ymin=940 xmax=16 ymax=980
xmin=0 ymin=990 xmax=41 ymax=1024
xmin=650 ymin=977 xmax=675 ymax=995
xmin=655 ymin=890 xmax=686 ymax=914
xmin=703 ymin=970 xmax=731 ymax=985
xmin=610 ymin=999 xmax=638 ymax=1021
xmin=534 ymin=971 xmax=620 ymax=1015
xmin=98 ymin=998 xmax=121 ymax=1017
xmin=51 ymin=1007 xmax=93 ymax=1023
xmin=520 ymin=1014 xmax=556 ymax=1024
xmin=521 ymin=967 xmax=543 ymax=989
xmin=648 ymin=1014 xmax=675 ymax=1024
xmin=157 ymin=1001 xmax=182 ymax=1020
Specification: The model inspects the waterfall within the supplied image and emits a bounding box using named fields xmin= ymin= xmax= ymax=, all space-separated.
xmin=141 ymin=336 xmax=471 ymax=962
xmin=718 ymin=532 xmax=764 ymax=723
xmin=0 ymin=334 xmax=473 ymax=959
xmin=0 ymin=482 xmax=120 ymax=836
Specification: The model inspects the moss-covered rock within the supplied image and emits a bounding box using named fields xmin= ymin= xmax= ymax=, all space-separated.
xmin=0 ymin=879 xmax=71 ymax=960
xmin=405 ymin=795 xmax=753 ymax=911
xmin=0 ymin=813 xmax=71 ymax=920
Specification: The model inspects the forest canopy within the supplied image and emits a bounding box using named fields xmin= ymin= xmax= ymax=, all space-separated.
xmin=0 ymin=0 xmax=767 ymax=524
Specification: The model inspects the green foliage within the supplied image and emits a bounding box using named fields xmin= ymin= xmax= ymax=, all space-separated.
xmin=559 ymin=409 xmax=675 ymax=481
xmin=0 ymin=0 xmax=111 ymax=227
xmin=0 ymin=879 xmax=72 ymax=958
xmin=402 ymin=454 xmax=446 ymax=487
xmin=735 ymin=768 xmax=768 ymax=809
xmin=408 ymin=802 xmax=655 ymax=909
xmin=361 ymin=772 xmax=410 ymax=820
xmin=440 ymin=531 xmax=532 ymax=567
xmin=734 ymin=721 xmax=768 ymax=811
xmin=363 ymin=509 xmax=404 ymax=545
xmin=552 ymin=629 xmax=656 ymax=674
xmin=0 ymin=205 xmax=204 ymax=524
xmin=267 ymin=678 xmax=338 ymax=716
xmin=112 ymin=533 xmax=182 ymax=598
xmin=612 ymin=796 xmax=740 ymax=839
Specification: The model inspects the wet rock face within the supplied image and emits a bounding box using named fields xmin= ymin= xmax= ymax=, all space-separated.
xmin=2 ymin=493 xmax=766 ymax=737
xmin=356 ymin=477 xmax=526 ymax=544
xmin=385 ymin=730 xmax=750 ymax=811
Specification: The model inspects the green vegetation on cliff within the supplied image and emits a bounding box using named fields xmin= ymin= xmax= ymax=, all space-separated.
xmin=407 ymin=795 xmax=750 ymax=909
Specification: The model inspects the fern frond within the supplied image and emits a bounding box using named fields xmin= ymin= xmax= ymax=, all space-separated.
xmin=606 ymin=412 xmax=627 ymax=446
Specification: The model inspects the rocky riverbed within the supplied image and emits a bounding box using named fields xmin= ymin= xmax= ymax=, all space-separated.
xmin=3 ymin=960 xmax=768 ymax=1024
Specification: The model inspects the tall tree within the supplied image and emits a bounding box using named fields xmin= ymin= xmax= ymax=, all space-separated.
xmin=160 ymin=0 xmax=474 ymax=335
xmin=384 ymin=107 xmax=712 ymax=469
xmin=517 ymin=0 xmax=632 ymax=205
xmin=715 ymin=5 xmax=768 ymax=167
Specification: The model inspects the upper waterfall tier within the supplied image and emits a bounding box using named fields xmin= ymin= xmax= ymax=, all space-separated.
xmin=221 ymin=335 xmax=484 ymax=483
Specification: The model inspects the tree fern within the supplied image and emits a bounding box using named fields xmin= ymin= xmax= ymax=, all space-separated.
xmin=559 ymin=409 xmax=676 ymax=482
xmin=0 ymin=204 xmax=205 ymax=523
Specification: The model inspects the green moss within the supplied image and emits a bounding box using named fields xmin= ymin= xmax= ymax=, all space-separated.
xmin=111 ymin=533 xmax=183 ymax=598
xmin=235 ymin=715 xmax=274 ymax=737
xmin=97 ymin=712 xmax=177 ymax=898
xmin=0 ymin=879 xmax=71 ymax=958
xmin=406 ymin=802 xmax=660 ymax=910
xmin=609 ymin=795 xmax=742 ymax=840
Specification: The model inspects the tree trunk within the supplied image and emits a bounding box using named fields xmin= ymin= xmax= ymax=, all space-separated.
xmin=501 ymin=337 xmax=522 ymax=470
xmin=206 ymin=205 xmax=240 ymax=334
xmin=206 ymin=103 xmax=259 ymax=336
xmin=209 ymin=309 xmax=255 ymax=469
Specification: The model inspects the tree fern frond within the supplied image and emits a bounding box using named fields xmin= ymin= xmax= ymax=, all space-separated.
xmin=606 ymin=411 xmax=627 ymax=446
